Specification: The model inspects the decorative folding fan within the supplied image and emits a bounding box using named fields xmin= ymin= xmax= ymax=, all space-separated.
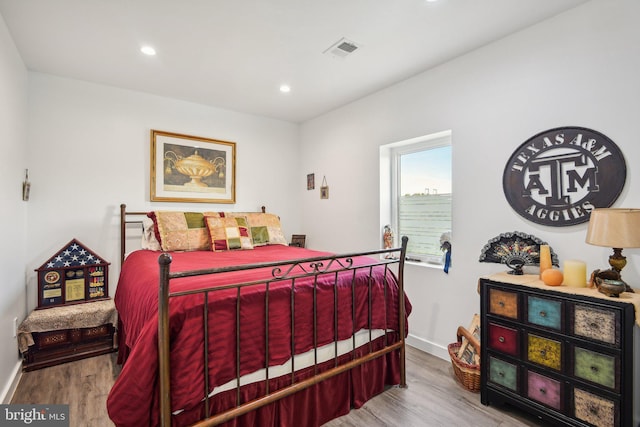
xmin=479 ymin=231 xmax=558 ymax=274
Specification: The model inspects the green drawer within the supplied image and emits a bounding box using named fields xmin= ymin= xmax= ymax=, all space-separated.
xmin=488 ymin=356 xmax=518 ymax=392
xmin=574 ymin=347 xmax=616 ymax=390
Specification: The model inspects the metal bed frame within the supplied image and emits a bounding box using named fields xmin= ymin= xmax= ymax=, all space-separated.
xmin=119 ymin=204 xmax=409 ymax=427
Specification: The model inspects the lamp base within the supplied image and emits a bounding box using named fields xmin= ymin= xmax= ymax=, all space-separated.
xmin=608 ymin=248 xmax=634 ymax=293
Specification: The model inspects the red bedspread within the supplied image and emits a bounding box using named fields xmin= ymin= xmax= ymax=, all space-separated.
xmin=107 ymin=245 xmax=410 ymax=427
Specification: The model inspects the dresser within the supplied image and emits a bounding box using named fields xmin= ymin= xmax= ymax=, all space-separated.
xmin=479 ymin=275 xmax=636 ymax=427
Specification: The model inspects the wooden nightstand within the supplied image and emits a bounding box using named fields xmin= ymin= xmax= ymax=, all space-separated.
xmin=17 ymin=299 xmax=117 ymax=371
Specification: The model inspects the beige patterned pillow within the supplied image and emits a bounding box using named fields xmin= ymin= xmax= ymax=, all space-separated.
xmin=148 ymin=211 xmax=221 ymax=251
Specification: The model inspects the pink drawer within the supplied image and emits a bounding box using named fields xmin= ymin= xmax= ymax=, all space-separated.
xmin=527 ymin=370 xmax=562 ymax=410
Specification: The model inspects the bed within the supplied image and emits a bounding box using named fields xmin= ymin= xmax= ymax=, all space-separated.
xmin=107 ymin=204 xmax=411 ymax=427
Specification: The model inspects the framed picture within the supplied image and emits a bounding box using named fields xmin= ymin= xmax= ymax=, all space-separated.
xmin=290 ymin=234 xmax=306 ymax=248
xmin=307 ymin=173 xmax=315 ymax=190
xmin=151 ymin=130 xmax=236 ymax=203
xmin=320 ymin=186 xmax=329 ymax=199
xmin=320 ymin=176 xmax=329 ymax=199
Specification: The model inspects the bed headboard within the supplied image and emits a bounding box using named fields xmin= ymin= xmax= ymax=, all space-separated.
xmin=119 ymin=204 xmax=267 ymax=266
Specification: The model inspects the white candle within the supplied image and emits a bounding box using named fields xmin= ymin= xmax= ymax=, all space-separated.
xmin=563 ymin=260 xmax=587 ymax=287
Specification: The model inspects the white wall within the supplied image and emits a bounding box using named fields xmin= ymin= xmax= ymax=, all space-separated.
xmin=3 ymin=0 xmax=640 ymax=415
xmin=300 ymin=0 xmax=640 ymax=359
xmin=0 ymin=13 xmax=28 ymax=401
xmin=24 ymin=74 xmax=302 ymax=312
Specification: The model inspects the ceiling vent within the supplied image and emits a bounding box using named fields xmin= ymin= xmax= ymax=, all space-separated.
xmin=323 ymin=37 xmax=361 ymax=59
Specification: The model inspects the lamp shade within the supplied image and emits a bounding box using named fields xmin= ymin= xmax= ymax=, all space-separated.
xmin=585 ymin=208 xmax=640 ymax=248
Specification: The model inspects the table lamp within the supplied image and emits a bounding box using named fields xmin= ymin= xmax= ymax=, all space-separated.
xmin=585 ymin=208 xmax=640 ymax=292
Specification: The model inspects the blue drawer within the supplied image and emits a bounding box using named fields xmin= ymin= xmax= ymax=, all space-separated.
xmin=527 ymin=296 xmax=562 ymax=330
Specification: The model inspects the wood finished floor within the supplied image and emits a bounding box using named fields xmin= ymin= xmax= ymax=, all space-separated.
xmin=11 ymin=345 xmax=550 ymax=427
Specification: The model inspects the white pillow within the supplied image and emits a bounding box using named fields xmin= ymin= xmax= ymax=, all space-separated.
xmin=141 ymin=217 xmax=162 ymax=251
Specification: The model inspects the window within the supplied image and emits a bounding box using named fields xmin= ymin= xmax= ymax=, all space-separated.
xmin=380 ymin=131 xmax=452 ymax=265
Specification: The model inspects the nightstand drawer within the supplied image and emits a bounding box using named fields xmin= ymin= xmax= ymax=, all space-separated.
xmin=36 ymin=330 xmax=70 ymax=349
xmin=573 ymin=387 xmax=618 ymax=427
xmin=526 ymin=370 xmax=563 ymax=411
xmin=488 ymin=356 xmax=518 ymax=392
xmin=572 ymin=304 xmax=619 ymax=347
xmin=487 ymin=323 xmax=519 ymax=356
xmin=527 ymin=333 xmax=562 ymax=371
xmin=488 ymin=288 xmax=518 ymax=319
xmin=527 ymin=296 xmax=562 ymax=331
xmin=573 ymin=347 xmax=617 ymax=390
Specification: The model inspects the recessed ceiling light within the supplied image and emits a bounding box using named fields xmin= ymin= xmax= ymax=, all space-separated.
xmin=279 ymin=84 xmax=291 ymax=93
xmin=140 ymin=46 xmax=156 ymax=56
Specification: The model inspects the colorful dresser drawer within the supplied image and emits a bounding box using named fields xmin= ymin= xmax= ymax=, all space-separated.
xmin=488 ymin=356 xmax=518 ymax=392
xmin=573 ymin=387 xmax=618 ymax=427
xmin=487 ymin=322 xmax=519 ymax=356
xmin=527 ymin=296 xmax=562 ymax=331
xmin=527 ymin=333 xmax=562 ymax=371
xmin=572 ymin=304 xmax=619 ymax=347
xmin=526 ymin=370 xmax=563 ymax=411
xmin=488 ymin=288 xmax=518 ymax=319
xmin=573 ymin=347 xmax=617 ymax=390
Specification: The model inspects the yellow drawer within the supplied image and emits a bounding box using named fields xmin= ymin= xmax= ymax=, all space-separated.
xmin=527 ymin=333 xmax=562 ymax=371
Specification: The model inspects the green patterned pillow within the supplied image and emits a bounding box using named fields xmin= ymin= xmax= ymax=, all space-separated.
xmin=229 ymin=212 xmax=288 ymax=246
xmin=205 ymin=216 xmax=254 ymax=251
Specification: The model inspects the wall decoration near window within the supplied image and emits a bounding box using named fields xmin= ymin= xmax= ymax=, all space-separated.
xmin=320 ymin=176 xmax=329 ymax=199
xmin=307 ymin=173 xmax=315 ymax=190
xmin=22 ymin=169 xmax=30 ymax=201
xmin=150 ymin=129 xmax=236 ymax=203
xmin=502 ymin=127 xmax=626 ymax=226
xmin=479 ymin=231 xmax=558 ymax=275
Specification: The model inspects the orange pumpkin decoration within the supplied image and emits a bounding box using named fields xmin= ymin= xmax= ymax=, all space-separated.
xmin=541 ymin=268 xmax=563 ymax=286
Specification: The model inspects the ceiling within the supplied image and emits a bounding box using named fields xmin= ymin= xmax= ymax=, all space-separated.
xmin=0 ymin=0 xmax=588 ymax=123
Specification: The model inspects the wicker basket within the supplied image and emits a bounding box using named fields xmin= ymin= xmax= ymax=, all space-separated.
xmin=448 ymin=326 xmax=481 ymax=392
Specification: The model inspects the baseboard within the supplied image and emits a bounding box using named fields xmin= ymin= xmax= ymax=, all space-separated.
xmin=1 ymin=361 xmax=22 ymax=404
xmin=406 ymin=334 xmax=448 ymax=361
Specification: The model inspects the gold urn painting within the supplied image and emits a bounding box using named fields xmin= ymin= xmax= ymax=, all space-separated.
xmin=151 ymin=130 xmax=236 ymax=203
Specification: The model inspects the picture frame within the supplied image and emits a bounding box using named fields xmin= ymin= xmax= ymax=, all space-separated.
xmin=151 ymin=130 xmax=236 ymax=203
xmin=290 ymin=234 xmax=306 ymax=248
xmin=320 ymin=186 xmax=329 ymax=199
xmin=320 ymin=175 xmax=329 ymax=199
xmin=307 ymin=173 xmax=315 ymax=190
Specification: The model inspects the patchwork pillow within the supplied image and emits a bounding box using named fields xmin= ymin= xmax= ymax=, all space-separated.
xmin=229 ymin=212 xmax=288 ymax=246
xmin=148 ymin=211 xmax=221 ymax=251
xmin=205 ymin=216 xmax=254 ymax=251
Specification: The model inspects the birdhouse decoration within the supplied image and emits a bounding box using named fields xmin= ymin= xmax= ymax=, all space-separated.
xmin=35 ymin=239 xmax=110 ymax=309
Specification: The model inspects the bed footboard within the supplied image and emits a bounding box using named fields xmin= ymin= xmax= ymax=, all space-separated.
xmin=157 ymin=238 xmax=408 ymax=427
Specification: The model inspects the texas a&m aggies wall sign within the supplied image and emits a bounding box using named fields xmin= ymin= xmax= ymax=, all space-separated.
xmin=503 ymin=127 xmax=626 ymax=227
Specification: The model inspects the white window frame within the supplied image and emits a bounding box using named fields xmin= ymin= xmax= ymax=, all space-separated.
xmin=380 ymin=130 xmax=452 ymax=266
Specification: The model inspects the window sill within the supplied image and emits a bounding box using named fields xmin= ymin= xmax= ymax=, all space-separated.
xmin=405 ymin=259 xmax=445 ymax=270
